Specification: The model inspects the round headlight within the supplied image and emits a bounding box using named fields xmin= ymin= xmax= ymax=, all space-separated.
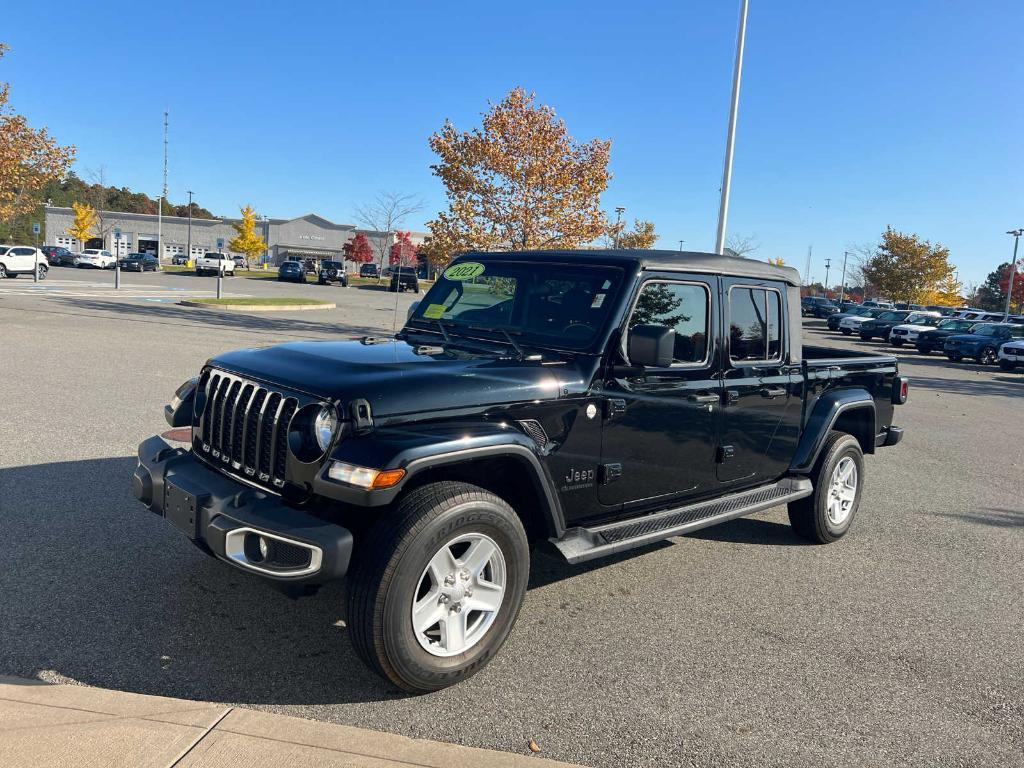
xmin=313 ymin=407 xmax=337 ymax=452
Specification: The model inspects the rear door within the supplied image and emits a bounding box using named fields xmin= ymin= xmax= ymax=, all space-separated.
xmin=11 ymin=247 xmax=36 ymax=272
xmin=717 ymin=280 xmax=802 ymax=484
xmin=598 ymin=274 xmax=722 ymax=510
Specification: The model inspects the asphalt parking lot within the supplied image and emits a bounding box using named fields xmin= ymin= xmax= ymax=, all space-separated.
xmin=1 ymin=270 xmax=1022 ymax=768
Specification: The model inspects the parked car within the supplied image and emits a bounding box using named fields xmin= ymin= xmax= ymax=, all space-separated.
xmin=829 ymin=306 xmax=882 ymax=331
xmin=860 ymin=311 xmax=940 ymax=342
xmin=359 ymin=263 xmax=380 ymax=278
xmin=171 ymin=254 xmax=189 ymax=265
xmin=0 ymin=245 xmax=48 ymax=279
xmin=888 ymin=315 xmax=944 ymax=346
xmin=278 ymin=260 xmax=308 ymax=283
xmin=801 ymin=296 xmax=840 ymax=318
xmin=75 ymin=249 xmax=116 ymax=269
xmin=838 ymin=302 xmax=861 ymax=313
xmin=861 ymin=300 xmax=895 ymax=310
xmin=317 ymin=260 xmax=349 ymax=287
xmin=41 ymin=245 xmax=73 ymax=266
xmin=838 ymin=310 xmax=886 ymax=335
xmin=914 ymin=319 xmax=981 ymax=354
xmin=233 ymin=255 xmax=247 ymax=269
xmin=195 ymin=252 xmax=235 ymax=276
xmin=135 ymin=249 xmax=907 ymax=692
xmin=943 ymin=323 xmax=1024 ymax=364
xmin=389 ymin=265 xmax=420 ymax=293
xmin=119 ymin=253 xmax=159 ymax=272
xmin=997 ymin=339 xmax=1024 ymax=371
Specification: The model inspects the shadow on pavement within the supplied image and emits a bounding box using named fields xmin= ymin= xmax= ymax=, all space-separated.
xmin=32 ymin=297 xmax=389 ymax=339
xmin=908 ymin=375 xmax=1023 ymax=398
xmin=684 ymin=516 xmax=804 ymax=546
xmin=934 ymin=507 xmax=1024 ymax=528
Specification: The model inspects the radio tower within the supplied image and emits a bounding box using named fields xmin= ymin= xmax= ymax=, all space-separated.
xmin=157 ymin=110 xmax=168 ymax=269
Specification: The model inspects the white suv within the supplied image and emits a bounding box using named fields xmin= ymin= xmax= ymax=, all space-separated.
xmin=998 ymin=339 xmax=1024 ymax=372
xmin=0 ymin=245 xmax=48 ymax=279
xmin=75 ymin=249 xmax=116 ymax=269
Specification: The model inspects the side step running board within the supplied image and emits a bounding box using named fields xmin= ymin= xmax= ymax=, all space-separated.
xmin=551 ymin=477 xmax=812 ymax=564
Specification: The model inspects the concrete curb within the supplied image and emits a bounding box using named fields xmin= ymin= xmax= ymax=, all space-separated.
xmin=0 ymin=676 xmax=582 ymax=767
xmin=178 ymin=300 xmax=336 ymax=312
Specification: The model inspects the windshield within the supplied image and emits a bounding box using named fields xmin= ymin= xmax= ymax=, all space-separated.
xmin=876 ymin=311 xmax=908 ymax=322
xmin=972 ymin=325 xmax=1000 ymax=336
xmin=937 ymin=320 xmax=970 ymax=330
xmin=905 ymin=313 xmax=935 ymax=324
xmin=323 ymin=261 xmax=343 ymax=269
xmin=407 ymin=260 xmax=624 ymax=351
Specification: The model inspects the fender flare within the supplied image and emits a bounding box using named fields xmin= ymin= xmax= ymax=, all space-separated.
xmin=313 ymin=422 xmax=566 ymax=536
xmin=789 ymin=389 xmax=876 ymax=474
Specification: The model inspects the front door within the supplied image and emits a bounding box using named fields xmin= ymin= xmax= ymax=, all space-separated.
xmin=598 ymin=276 xmax=722 ymax=511
xmin=717 ymin=280 xmax=801 ymax=483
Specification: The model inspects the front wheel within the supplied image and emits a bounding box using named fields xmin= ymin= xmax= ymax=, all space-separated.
xmin=999 ymin=360 xmax=1016 ymax=371
xmin=788 ymin=431 xmax=864 ymax=544
xmin=859 ymin=333 xmax=872 ymax=341
xmin=891 ymin=339 xmax=903 ymax=346
xmin=841 ymin=328 xmax=852 ymax=336
xmin=948 ymin=353 xmax=963 ymax=362
xmin=977 ymin=346 xmax=997 ymax=365
xmin=346 ymin=481 xmax=529 ymax=693
xmin=0 ymin=264 xmax=8 ymax=278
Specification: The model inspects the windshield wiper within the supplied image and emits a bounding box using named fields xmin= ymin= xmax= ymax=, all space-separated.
xmin=433 ymin=318 xmax=451 ymax=344
xmin=464 ymin=324 xmax=528 ymax=360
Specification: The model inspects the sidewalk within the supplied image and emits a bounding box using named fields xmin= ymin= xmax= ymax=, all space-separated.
xmin=0 ymin=676 xmax=581 ymax=768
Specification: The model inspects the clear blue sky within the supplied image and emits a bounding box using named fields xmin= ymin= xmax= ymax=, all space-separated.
xmin=4 ymin=0 xmax=1022 ymax=285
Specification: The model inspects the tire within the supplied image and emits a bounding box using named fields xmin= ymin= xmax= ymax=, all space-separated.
xmin=788 ymin=431 xmax=864 ymax=544
xmin=917 ymin=347 xmax=930 ymax=355
xmin=346 ymin=481 xmax=529 ymax=693
xmin=891 ymin=339 xmax=903 ymax=346
xmin=0 ymin=264 xmax=7 ymax=278
xmin=948 ymin=353 xmax=962 ymax=362
xmin=841 ymin=329 xmax=852 ymax=336
xmin=37 ymin=264 xmax=47 ymax=280
xmin=999 ymin=360 xmax=1016 ymax=371
xmin=977 ymin=346 xmax=997 ymax=365
xmin=859 ymin=333 xmax=872 ymax=341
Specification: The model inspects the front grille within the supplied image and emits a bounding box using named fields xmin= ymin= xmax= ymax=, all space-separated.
xmin=195 ymin=371 xmax=300 ymax=490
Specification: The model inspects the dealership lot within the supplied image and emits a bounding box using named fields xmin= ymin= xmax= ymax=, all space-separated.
xmin=0 ymin=280 xmax=1021 ymax=768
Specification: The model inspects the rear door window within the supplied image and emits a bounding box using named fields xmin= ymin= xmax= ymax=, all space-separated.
xmin=729 ymin=287 xmax=783 ymax=363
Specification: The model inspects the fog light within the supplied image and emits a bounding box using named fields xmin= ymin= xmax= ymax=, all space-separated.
xmin=327 ymin=461 xmax=406 ymax=489
xmin=259 ymin=536 xmax=269 ymax=560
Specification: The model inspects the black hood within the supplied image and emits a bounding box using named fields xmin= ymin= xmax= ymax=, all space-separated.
xmin=209 ymin=339 xmax=582 ymax=418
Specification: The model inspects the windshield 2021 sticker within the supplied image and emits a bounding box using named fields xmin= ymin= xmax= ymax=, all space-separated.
xmin=422 ymin=303 xmax=446 ymax=319
xmin=443 ymin=262 xmax=486 ymax=281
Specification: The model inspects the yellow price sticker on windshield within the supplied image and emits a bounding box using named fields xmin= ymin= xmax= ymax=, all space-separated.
xmin=422 ymin=303 xmax=446 ymax=319
xmin=443 ymin=262 xmax=485 ymax=281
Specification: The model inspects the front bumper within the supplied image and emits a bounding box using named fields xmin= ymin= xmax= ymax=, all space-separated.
xmin=132 ymin=435 xmax=353 ymax=583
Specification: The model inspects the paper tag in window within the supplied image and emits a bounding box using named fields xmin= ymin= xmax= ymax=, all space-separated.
xmin=442 ymin=262 xmax=485 ymax=281
xmin=591 ymin=294 xmax=606 ymax=309
xmin=422 ymin=303 xmax=446 ymax=319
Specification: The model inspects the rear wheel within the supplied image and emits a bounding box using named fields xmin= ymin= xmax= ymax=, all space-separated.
xmin=36 ymin=264 xmax=47 ymax=280
xmin=948 ymin=353 xmax=963 ymax=362
xmin=977 ymin=346 xmax=997 ymax=365
xmin=788 ymin=431 xmax=864 ymax=544
xmin=346 ymin=481 xmax=529 ymax=693
xmin=0 ymin=264 xmax=8 ymax=278
xmin=841 ymin=328 xmax=852 ymax=336
xmin=917 ymin=347 xmax=930 ymax=355
xmin=891 ymin=338 xmax=903 ymax=346
xmin=859 ymin=333 xmax=872 ymax=341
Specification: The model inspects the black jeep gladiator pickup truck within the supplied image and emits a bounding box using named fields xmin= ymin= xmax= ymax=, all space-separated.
xmin=133 ymin=250 xmax=907 ymax=692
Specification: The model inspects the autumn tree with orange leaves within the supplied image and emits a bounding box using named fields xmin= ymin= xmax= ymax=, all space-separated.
xmin=0 ymin=44 xmax=75 ymax=222
xmin=424 ymin=88 xmax=611 ymax=266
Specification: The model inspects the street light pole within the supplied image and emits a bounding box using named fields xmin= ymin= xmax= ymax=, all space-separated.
xmin=678 ymin=239 xmax=685 ymax=252
xmin=839 ymin=251 xmax=849 ymax=305
xmin=186 ymin=190 xmax=194 ymax=264
xmin=824 ymin=258 xmax=831 ymax=299
xmin=613 ymin=207 xmax=625 ymax=248
xmin=714 ymin=0 xmax=749 ymax=255
xmin=1005 ymin=228 xmax=1023 ymax=317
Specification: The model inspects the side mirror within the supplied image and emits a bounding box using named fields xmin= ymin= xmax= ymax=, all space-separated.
xmin=406 ymin=300 xmax=421 ymax=320
xmin=628 ymin=324 xmax=675 ymax=367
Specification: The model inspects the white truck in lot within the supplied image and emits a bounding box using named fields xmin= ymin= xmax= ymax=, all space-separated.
xmin=195 ymin=252 xmax=235 ymax=276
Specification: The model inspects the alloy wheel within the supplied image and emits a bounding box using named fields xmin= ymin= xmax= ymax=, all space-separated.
xmin=412 ymin=533 xmax=506 ymax=657
xmin=826 ymin=457 xmax=858 ymax=526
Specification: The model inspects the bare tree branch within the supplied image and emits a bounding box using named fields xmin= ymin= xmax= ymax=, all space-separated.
xmin=354 ymin=191 xmax=424 ymax=271
xmin=725 ymin=233 xmax=760 ymax=257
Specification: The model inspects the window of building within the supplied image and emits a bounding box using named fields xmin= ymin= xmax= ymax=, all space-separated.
xmin=729 ymin=287 xmax=782 ymax=362
xmin=628 ymin=281 xmax=710 ymax=365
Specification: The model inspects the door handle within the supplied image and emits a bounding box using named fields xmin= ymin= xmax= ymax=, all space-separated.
xmin=687 ymin=392 xmax=720 ymax=404
xmin=760 ymin=386 xmax=787 ymax=399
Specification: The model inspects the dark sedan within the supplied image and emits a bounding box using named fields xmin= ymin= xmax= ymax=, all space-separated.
xmin=801 ymin=296 xmax=839 ymax=318
xmin=277 ymin=260 xmax=308 ymax=283
xmin=944 ymin=323 xmax=1024 ymax=364
xmin=915 ymin=319 xmax=982 ymax=354
xmin=119 ymin=253 xmax=159 ymax=272
xmin=41 ymin=245 xmax=73 ymax=266
xmin=857 ymin=310 xmax=913 ymax=341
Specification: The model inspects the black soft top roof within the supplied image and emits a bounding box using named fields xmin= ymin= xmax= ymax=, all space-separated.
xmin=462 ymin=249 xmax=802 ymax=286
